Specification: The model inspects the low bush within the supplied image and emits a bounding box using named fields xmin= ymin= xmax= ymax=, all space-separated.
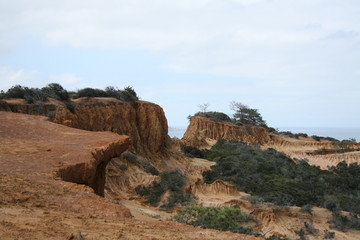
xmin=193 ymin=111 xmax=232 ymax=123
xmin=324 ymin=230 xmax=335 ymax=239
xmin=173 ymin=205 xmax=255 ymax=234
xmin=329 ymin=212 xmax=360 ymax=231
xmin=41 ymin=83 xmax=69 ymax=101
xmin=65 ymin=101 xmax=75 ymax=113
xmin=278 ymin=131 xmax=309 ymax=139
xmin=135 ymin=171 xmax=191 ymax=209
xmin=300 ymin=204 xmax=313 ymax=215
xmin=182 ymin=145 xmax=206 ymax=158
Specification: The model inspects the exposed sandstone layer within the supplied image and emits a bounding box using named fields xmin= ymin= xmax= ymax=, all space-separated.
xmin=0 ymin=98 xmax=171 ymax=159
xmin=0 ymin=111 xmax=131 ymax=217
xmin=183 ymin=116 xmax=360 ymax=168
xmin=182 ymin=116 xmax=273 ymax=148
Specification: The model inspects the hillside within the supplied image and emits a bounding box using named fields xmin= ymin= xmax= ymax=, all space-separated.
xmin=0 ymin=111 xmax=262 ymax=240
xmin=183 ymin=116 xmax=360 ymax=168
xmin=1 ymin=98 xmax=360 ymax=239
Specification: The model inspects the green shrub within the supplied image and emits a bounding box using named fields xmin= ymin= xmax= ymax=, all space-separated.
xmin=76 ymin=87 xmax=107 ymax=98
xmin=41 ymin=83 xmax=69 ymax=101
xmin=65 ymin=101 xmax=75 ymax=113
xmin=193 ymin=111 xmax=231 ymax=123
xmin=2 ymin=84 xmax=141 ymax=104
xmin=173 ymin=205 xmax=254 ymax=234
xmin=5 ymin=85 xmax=27 ymax=98
xmin=182 ymin=145 xmax=206 ymax=158
xmin=135 ymin=171 xmax=190 ymax=209
xmin=303 ymin=221 xmax=318 ymax=235
xmin=324 ymin=230 xmax=335 ymax=239
xmin=329 ymin=212 xmax=360 ymax=231
xmin=278 ymin=131 xmax=309 ymax=139
xmin=300 ymin=204 xmax=313 ymax=215
xmin=24 ymin=88 xmax=48 ymax=103
xmin=119 ymin=86 xmax=138 ymax=101
xmin=266 ymin=236 xmax=291 ymax=240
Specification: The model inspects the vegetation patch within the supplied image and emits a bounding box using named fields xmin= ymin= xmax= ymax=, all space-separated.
xmin=202 ymin=140 xmax=360 ymax=219
xmin=329 ymin=212 xmax=360 ymax=231
xmin=1 ymin=83 xmax=139 ymax=103
xmin=135 ymin=171 xmax=191 ymax=210
xmin=173 ymin=205 xmax=255 ymax=235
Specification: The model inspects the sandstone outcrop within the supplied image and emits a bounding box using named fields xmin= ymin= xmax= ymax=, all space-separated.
xmin=0 ymin=111 xmax=132 ymax=217
xmin=0 ymin=98 xmax=171 ymax=159
xmin=182 ymin=116 xmax=360 ymax=169
xmin=182 ymin=116 xmax=272 ymax=148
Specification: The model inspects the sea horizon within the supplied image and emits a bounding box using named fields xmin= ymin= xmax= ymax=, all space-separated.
xmin=168 ymin=126 xmax=360 ymax=142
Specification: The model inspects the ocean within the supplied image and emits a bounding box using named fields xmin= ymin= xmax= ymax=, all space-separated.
xmin=168 ymin=126 xmax=360 ymax=142
xmin=278 ymin=127 xmax=360 ymax=141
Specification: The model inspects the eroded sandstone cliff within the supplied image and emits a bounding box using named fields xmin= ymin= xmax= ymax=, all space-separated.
xmin=182 ymin=116 xmax=273 ymax=148
xmin=0 ymin=98 xmax=171 ymax=159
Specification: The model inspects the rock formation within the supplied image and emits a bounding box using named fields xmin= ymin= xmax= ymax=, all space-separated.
xmin=0 ymin=98 xmax=171 ymax=159
xmin=182 ymin=116 xmax=272 ymax=148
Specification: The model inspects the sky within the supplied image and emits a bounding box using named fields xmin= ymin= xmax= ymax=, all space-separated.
xmin=0 ymin=0 xmax=359 ymax=128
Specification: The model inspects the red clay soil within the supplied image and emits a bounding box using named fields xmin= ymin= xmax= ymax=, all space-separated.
xmin=0 ymin=112 xmax=263 ymax=240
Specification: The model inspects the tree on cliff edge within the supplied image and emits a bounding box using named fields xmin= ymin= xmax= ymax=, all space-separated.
xmin=230 ymin=101 xmax=267 ymax=127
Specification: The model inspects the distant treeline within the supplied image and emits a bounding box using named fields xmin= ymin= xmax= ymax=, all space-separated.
xmin=0 ymin=83 xmax=139 ymax=103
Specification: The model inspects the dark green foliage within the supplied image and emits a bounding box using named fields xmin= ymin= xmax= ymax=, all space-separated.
xmin=173 ymin=205 xmax=254 ymax=234
xmin=303 ymin=221 xmax=318 ymax=235
xmin=332 ymin=139 xmax=356 ymax=152
xmin=324 ymin=230 xmax=335 ymax=239
xmin=41 ymin=83 xmax=69 ymax=101
xmin=120 ymin=86 xmax=138 ymax=101
xmin=76 ymin=87 xmax=107 ymax=98
xmin=76 ymin=86 xmax=139 ymax=101
xmin=300 ymin=204 xmax=313 ymax=215
xmin=0 ymin=90 xmax=5 ymax=99
xmin=311 ymin=135 xmax=339 ymax=142
xmin=135 ymin=171 xmax=190 ymax=209
xmin=5 ymin=85 xmax=27 ymax=98
xmin=182 ymin=145 xmax=207 ymax=158
xmin=329 ymin=212 xmax=360 ymax=231
xmin=295 ymin=228 xmax=307 ymax=240
xmin=193 ymin=111 xmax=231 ymax=123
xmin=141 ymin=161 xmax=160 ymax=176
xmin=65 ymin=101 xmax=75 ymax=113
xmin=4 ymin=85 xmax=47 ymax=103
xmin=23 ymin=88 xmax=48 ymax=103
xmin=231 ymin=101 xmax=267 ymax=127
xmin=278 ymin=131 xmax=309 ymax=139
xmin=202 ymin=140 xmax=360 ymax=218
xmin=266 ymin=236 xmax=291 ymax=240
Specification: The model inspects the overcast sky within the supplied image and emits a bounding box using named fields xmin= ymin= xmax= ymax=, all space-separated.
xmin=0 ymin=0 xmax=359 ymax=128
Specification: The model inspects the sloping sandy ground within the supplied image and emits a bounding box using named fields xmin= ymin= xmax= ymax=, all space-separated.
xmin=264 ymin=136 xmax=360 ymax=169
xmin=0 ymin=112 xmax=262 ymax=240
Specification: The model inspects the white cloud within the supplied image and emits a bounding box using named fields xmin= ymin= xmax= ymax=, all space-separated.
xmin=0 ymin=67 xmax=41 ymax=90
xmin=48 ymin=73 xmax=82 ymax=85
xmin=0 ymin=0 xmax=359 ymax=127
xmin=0 ymin=67 xmax=83 ymax=91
